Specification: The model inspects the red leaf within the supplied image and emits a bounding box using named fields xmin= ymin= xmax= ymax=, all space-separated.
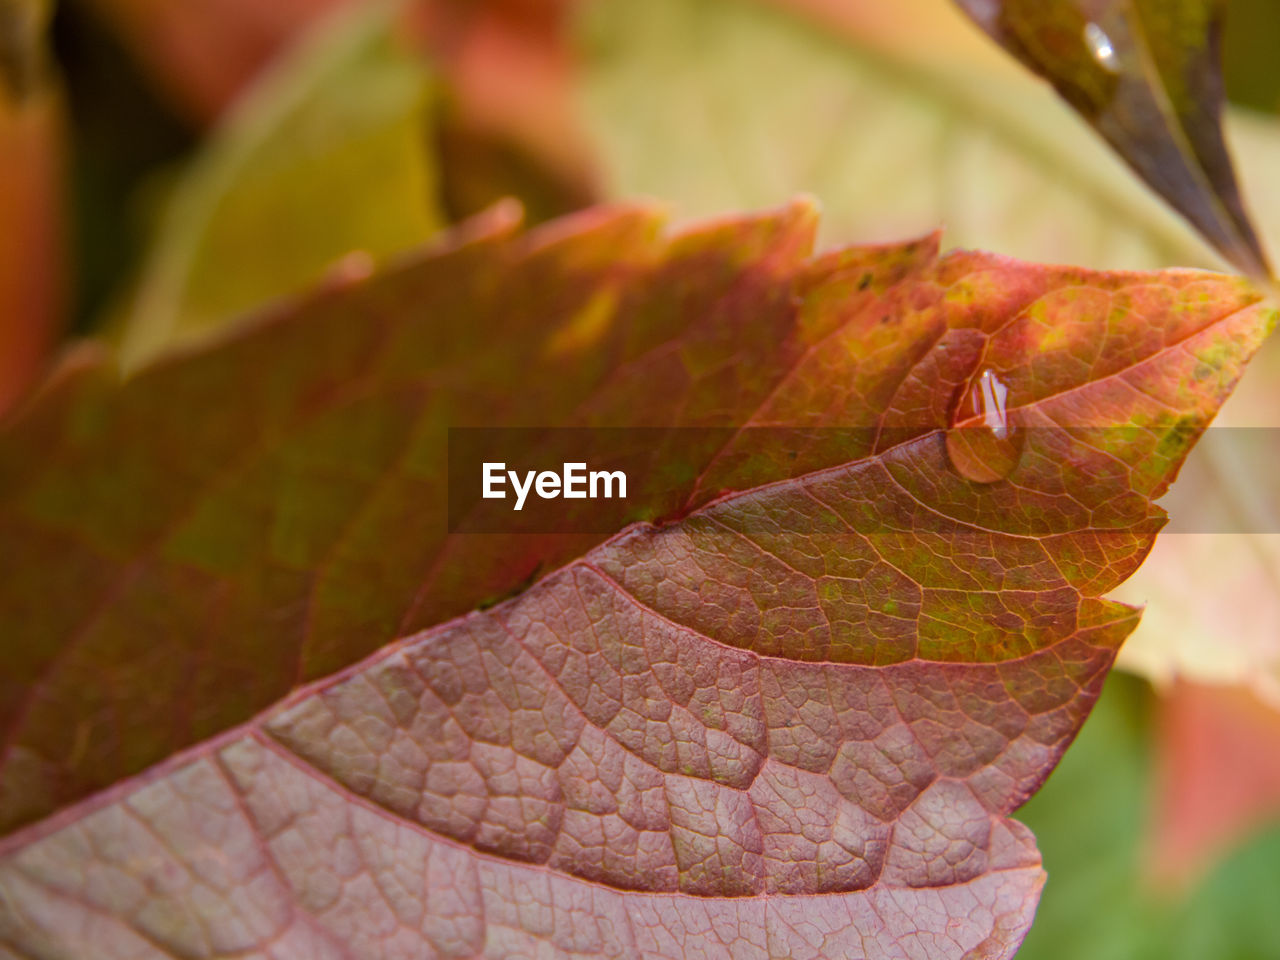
xmin=1149 ymin=680 xmax=1280 ymax=889
xmin=0 ymin=204 xmax=1273 ymax=957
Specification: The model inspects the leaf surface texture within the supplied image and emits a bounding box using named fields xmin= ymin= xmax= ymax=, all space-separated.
xmin=0 ymin=204 xmax=1273 ymax=958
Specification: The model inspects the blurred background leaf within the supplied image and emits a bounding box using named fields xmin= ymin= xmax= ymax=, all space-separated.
xmin=950 ymin=0 xmax=1271 ymax=282
xmin=1 ymin=0 xmax=52 ymax=100
xmin=1018 ymin=674 xmax=1280 ymax=960
xmin=406 ymin=0 xmax=598 ymax=224
xmin=1148 ymin=682 xmax=1280 ymax=890
xmin=114 ymin=0 xmax=442 ymax=367
xmin=1222 ymin=0 xmax=1280 ymax=114
xmin=577 ymin=0 xmax=1279 ymax=272
xmin=0 ymin=1 xmax=62 ymax=416
xmin=74 ymin=0 xmax=352 ymax=124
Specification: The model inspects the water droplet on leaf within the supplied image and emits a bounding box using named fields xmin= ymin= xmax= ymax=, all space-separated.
xmin=1083 ymin=22 xmax=1119 ymax=73
xmin=946 ymin=368 xmax=1023 ymax=483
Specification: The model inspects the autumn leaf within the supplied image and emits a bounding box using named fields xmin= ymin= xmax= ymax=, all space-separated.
xmin=577 ymin=0 xmax=1280 ymax=707
xmin=1112 ymin=330 xmax=1280 ymax=704
xmin=950 ymin=0 xmax=1273 ymax=282
xmin=0 ymin=202 xmax=1273 ymax=956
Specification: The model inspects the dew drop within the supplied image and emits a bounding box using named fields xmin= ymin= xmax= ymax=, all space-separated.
xmin=1083 ymin=22 xmax=1120 ymax=73
xmin=945 ymin=368 xmax=1024 ymax=483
